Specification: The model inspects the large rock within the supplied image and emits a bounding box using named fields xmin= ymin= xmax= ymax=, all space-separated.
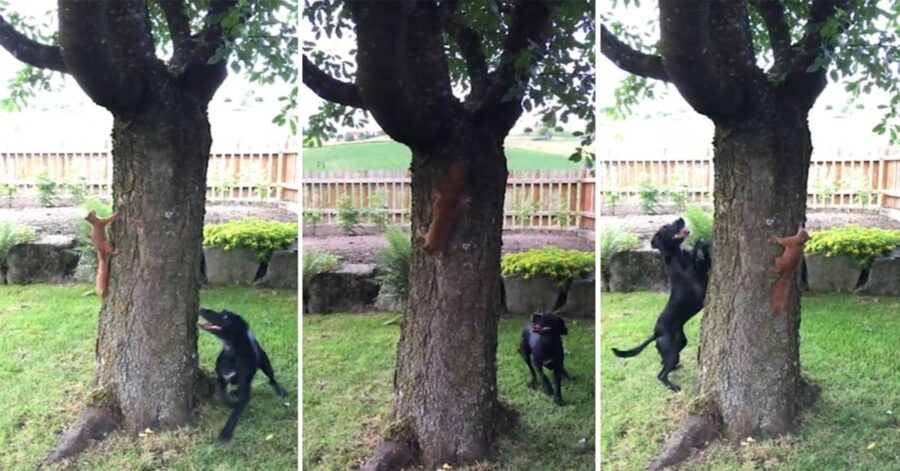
xmin=503 ymin=274 xmax=562 ymax=314
xmin=203 ymin=245 xmax=261 ymax=286
xmin=856 ymin=254 xmax=900 ymax=296
xmin=805 ymin=253 xmax=862 ymax=293
xmin=608 ymin=250 xmax=667 ymax=292
xmin=72 ymin=249 xmax=97 ymax=283
xmin=257 ymin=249 xmax=298 ymax=289
xmin=306 ymin=263 xmax=380 ymax=313
xmin=559 ymin=277 xmax=595 ymax=319
xmin=5 ymin=235 xmax=79 ymax=284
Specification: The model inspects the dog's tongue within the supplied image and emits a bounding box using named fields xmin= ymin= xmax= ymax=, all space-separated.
xmin=198 ymin=322 xmax=220 ymax=331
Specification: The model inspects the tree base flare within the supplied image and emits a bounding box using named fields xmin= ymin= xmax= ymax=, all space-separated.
xmin=360 ymin=441 xmax=418 ymax=471
xmin=44 ymin=407 xmax=118 ymax=465
xmin=648 ymin=415 xmax=721 ymax=471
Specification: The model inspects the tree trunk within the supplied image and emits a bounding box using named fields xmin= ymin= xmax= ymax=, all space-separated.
xmin=392 ymin=128 xmax=508 ymax=466
xmin=698 ymin=99 xmax=813 ymax=440
xmin=96 ymin=92 xmax=211 ymax=431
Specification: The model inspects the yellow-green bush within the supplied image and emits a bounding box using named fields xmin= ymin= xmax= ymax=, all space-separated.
xmin=203 ymin=218 xmax=298 ymax=261
xmin=805 ymin=225 xmax=900 ymax=268
xmin=501 ymin=246 xmax=595 ymax=287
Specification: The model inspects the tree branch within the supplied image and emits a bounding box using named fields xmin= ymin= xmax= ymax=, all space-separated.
xmin=659 ymin=0 xmax=744 ymax=119
xmin=302 ymin=55 xmax=365 ymax=108
xmin=749 ymin=0 xmax=792 ymax=71
xmin=349 ymin=0 xmax=440 ymax=146
xmin=438 ymin=1 xmax=489 ymax=106
xmin=108 ymin=0 xmax=158 ymax=67
xmin=158 ymin=0 xmax=193 ymax=58
xmin=58 ymin=0 xmax=144 ymax=112
xmin=0 ymin=15 xmax=67 ymax=72
xmin=708 ymin=0 xmax=757 ymax=73
xmin=178 ymin=0 xmax=241 ymax=104
xmin=783 ymin=0 xmax=851 ymax=110
xmin=478 ymin=0 xmax=558 ymax=136
xmin=600 ymin=24 xmax=669 ymax=82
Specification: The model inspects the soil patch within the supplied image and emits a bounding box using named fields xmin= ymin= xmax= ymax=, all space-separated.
xmin=303 ymin=227 xmax=594 ymax=264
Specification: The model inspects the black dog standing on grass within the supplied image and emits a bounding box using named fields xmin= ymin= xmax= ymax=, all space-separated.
xmin=519 ymin=310 xmax=570 ymax=406
xmin=198 ymin=308 xmax=288 ymax=442
xmin=611 ymin=218 xmax=712 ymax=392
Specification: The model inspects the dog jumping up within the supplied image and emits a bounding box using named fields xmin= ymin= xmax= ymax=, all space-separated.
xmin=770 ymin=226 xmax=809 ymax=316
xmin=611 ymin=218 xmax=712 ymax=392
xmin=198 ymin=308 xmax=288 ymax=442
xmin=519 ymin=310 xmax=570 ymax=406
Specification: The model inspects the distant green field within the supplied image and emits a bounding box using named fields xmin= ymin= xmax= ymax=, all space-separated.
xmin=302 ymin=140 xmax=582 ymax=171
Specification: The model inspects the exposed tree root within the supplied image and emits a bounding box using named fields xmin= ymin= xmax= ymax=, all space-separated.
xmin=648 ymin=414 xmax=721 ymax=471
xmin=362 ymin=401 xmax=519 ymax=470
xmin=43 ymin=407 xmax=118 ymax=465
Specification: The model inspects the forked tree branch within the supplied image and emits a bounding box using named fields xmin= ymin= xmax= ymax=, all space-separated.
xmin=438 ymin=1 xmax=489 ymax=105
xmin=659 ymin=0 xmax=744 ymax=119
xmin=750 ymin=0 xmax=792 ymax=71
xmin=58 ymin=0 xmax=144 ymax=111
xmin=158 ymin=0 xmax=194 ymax=58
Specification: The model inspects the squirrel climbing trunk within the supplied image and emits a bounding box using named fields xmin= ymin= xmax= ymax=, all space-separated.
xmin=769 ymin=227 xmax=810 ymax=316
xmin=423 ymin=163 xmax=471 ymax=253
xmin=85 ymin=210 xmax=117 ymax=297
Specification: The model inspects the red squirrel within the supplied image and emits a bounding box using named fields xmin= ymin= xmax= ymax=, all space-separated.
xmin=423 ymin=164 xmax=471 ymax=253
xmin=769 ymin=226 xmax=809 ymax=315
xmin=85 ymin=210 xmax=117 ymax=297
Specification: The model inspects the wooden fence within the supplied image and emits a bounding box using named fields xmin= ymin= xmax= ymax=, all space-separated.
xmin=0 ymin=149 xmax=299 ymax=204
xmin=302 ymin=169 xmax=596 ymax=230
xmin=599 ymin=147 xmax=900 ymax=211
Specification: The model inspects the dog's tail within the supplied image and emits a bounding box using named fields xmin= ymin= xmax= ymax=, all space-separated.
xmin=611 ymin=334 xmax=657 ymax=358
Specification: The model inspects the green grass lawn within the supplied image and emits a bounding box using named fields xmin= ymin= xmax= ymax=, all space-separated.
xmin=601 ymin=292 xmax=900 ymax=470
xmin=302 ymin=141 xmax=583 ymax=171
xmin=0 ymin=284 xmax=297 ymax=471
xmin=303 ymin=313 xmax=595 ymax=470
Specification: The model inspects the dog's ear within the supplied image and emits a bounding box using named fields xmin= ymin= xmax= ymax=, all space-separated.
xmin=651 ymin=233 xmax=661 ymax=249
xmin=557 ymin=317 xmax=568 ymax=336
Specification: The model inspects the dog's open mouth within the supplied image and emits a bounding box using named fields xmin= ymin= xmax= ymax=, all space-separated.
xmin=673 ymin=228 xmax=690 ymax=239
xmin=531 ymin=323 xmax=552 ymax=334
xmin=198 ymin=322 xmax=222 ymax=332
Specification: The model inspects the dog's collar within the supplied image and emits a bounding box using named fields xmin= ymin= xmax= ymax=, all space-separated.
xmin=530 ymin=323 xmax=552 ymax=334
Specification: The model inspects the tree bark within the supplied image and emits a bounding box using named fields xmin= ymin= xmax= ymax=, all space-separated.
xmin=698 ymin=92 xmax=813 ymax=440
xmin=96 ymin=82 xmax=211 ymax=431
xmin=392 ymin=126 xmax=508 ymax=467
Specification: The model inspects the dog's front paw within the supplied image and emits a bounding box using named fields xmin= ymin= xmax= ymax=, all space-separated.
xmin=217 ymin=431 xmax=233 ymax=443
xmin=553 ymin=397 xmax=566 ymax=406
xmin=666 ymin=383 xmax=681 ymax=392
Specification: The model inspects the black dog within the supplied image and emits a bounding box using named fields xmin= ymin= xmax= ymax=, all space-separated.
xmin=519 ymin=310 xmax=570 ymax=406
xmin=198 ymin=308 xmax=288 ymax=442
xmin=611 ymin=218 xmax=711 ymax=392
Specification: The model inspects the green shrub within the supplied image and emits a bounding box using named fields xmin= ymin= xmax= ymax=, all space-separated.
xmin=0 ymin=183 xmax=18 ymax=207
xmin=669 ymin=183 xmax=690 ymax=211
xmin=203 ymin=218 xmax=298 ymax=261
xmin=302 ymin=209 xmax=324 ymax=236
xmin=65 ymin=179 xmax=89 ymax=205
xmin=367 ymin=190 xmax=390 ymax=232
xmin=336 ymin=194 xmax=361 ymax=235
xmin=0 ymin=222 xmax=37 ymax=265
xmin=601 ymin=191 xmax=621 ymax=215
xmin=637 ymin=178 xmax=662 ymax=214
xmin=376 ymin=228 xmax=412 ymax=302
xmin=303 ymin=248 xmax=340 ymax=285
xmin=599 ymin=229 xmax=639 ymax=267
xmin=683 ymin=205 xmax=714 ymax=246
xmin=35 ymin=173 xmax=57 ymax=207
xmin=805 ymin=225 xmax=900 ymax=268
xmin=501 ymin=246 xmax=595 ymax=287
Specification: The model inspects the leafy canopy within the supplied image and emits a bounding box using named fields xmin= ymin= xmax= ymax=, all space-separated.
xmin=0 ymin=0 xmax=297 ymax=130
xmin=602 ymin=1 xmax=900 ymax=141
xmin=303 ymin=0 xmax=595 ymax=166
